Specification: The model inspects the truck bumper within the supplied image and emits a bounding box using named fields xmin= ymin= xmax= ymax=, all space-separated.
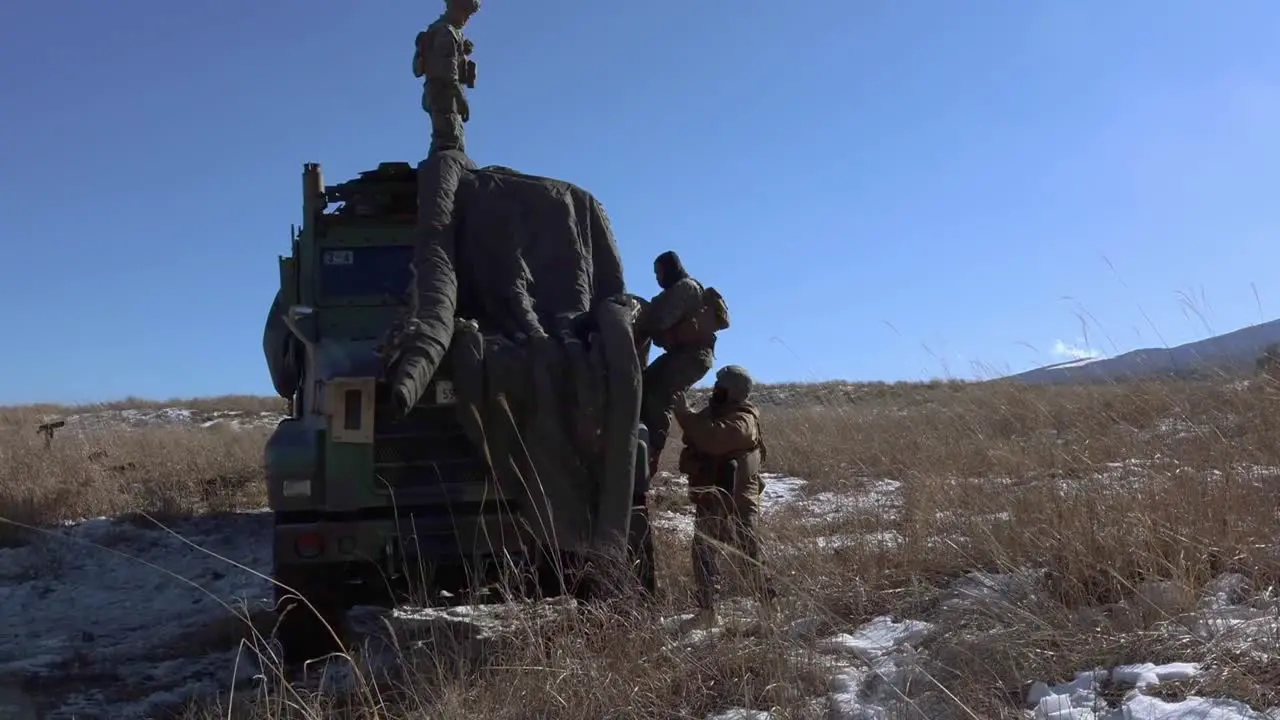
xmin=274 ymin=511 xmax=530 ymax=569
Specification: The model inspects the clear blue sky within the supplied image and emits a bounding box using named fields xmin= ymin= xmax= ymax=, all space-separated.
xmin=2 ymin=0 xmax=1279 ymax=404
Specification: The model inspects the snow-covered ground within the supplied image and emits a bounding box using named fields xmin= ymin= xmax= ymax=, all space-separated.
xmin=3 ymin=465 xmax=1280 ymax=718
xmin=41 ymin=406 xmax=287 ymax=434
xmin=685 ymin=574 xmax=1280 ymax=719
xmin=0 ymin=512 xmax=274 ymax=718
xmin=654 ymin=472 xmax=1280 ymax=720
xmin=650 ymin=472 xmax=810 ymax=538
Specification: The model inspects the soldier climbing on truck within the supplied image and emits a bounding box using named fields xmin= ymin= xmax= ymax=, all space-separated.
xmin=635 ymin=251 xmax=731 ymax=478
xmin=259 ymin=0 xmax=750 ymax=662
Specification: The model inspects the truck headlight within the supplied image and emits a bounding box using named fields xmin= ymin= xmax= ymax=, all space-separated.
xmin=282 ymin=480 xmax=311 ymax=497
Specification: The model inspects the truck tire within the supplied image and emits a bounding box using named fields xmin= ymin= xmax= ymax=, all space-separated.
xmin=273 ymin=564 xmax=350 ymax=664
xmin=629 ymin=431 xmax=656 ymax=596
xmin=628 ymin=504 xmax=656 ymax=596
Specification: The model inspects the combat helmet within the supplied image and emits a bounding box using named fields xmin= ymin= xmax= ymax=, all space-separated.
xmin=446 ymin=0 xmax=481 ymax=12
xmin=714 ymin=365 xmax=753 ymax=403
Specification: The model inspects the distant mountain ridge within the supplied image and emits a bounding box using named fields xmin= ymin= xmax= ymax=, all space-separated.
xmin=1006 ymin=318 xmax=1280 ymax=385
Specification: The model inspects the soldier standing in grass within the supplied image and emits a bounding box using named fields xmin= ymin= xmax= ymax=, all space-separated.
xmin=672 ymin=365 xmax=775 ymax=629
xmin=412 ymin=0 xmax=480 ymax=155
xmin=636 ymin=251 xmax=731 ymax=478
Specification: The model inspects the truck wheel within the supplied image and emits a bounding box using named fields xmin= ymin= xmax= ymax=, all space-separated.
xmin=273 ymin=564 xmax=349 ymax=664
xmin=629 ymin=431 xmax=657 ymax=596
xmin=628 ymin=502 xmax=657 ymax=596
xmin=532 ymin=549 xmax=573 ymax=599
xmin=530 ymin=549 xmax=601 ymax=601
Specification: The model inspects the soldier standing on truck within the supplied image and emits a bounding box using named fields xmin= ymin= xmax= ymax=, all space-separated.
xmin=412 ymin=0 xmax=480 ymax=155
xmin=635 ymin=251 xmax=730 ymax=478
xmin=673 ymin=365 xmax=775 ymax=630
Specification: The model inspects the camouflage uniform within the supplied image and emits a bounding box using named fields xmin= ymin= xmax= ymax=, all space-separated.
xmin=636 ymin=251 xmax=716 ymax=477
xmin=674 ymin=365 xmax=773 ymax=614
xmin=413 ymin=0 xmax=479 ymax=155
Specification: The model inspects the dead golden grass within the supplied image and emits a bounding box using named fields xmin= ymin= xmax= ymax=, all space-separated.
xmin=5 ymin=376 xmax=1280 ymax=717
xmin=763 ymin=377 xmax=1280 ymax=487
xmin=0 ymin=407 xmax=271 ymax=546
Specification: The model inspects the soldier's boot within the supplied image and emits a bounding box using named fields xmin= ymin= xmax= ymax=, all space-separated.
xmin=687 ymin=529 xmax=723 ymax=631
xmin=682 ymin=564 xmax=719 ymax=632
xmin=733 ymin=513 xmax=777 ymax=607
xmin=751 ymin=565 xmax=779 ymax=608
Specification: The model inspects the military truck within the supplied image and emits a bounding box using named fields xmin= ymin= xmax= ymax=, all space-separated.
xmin=263 ymin=160 xmax=654 ymax=662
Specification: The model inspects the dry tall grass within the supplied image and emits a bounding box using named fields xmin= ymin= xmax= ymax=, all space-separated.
xmin=4 ymin=378 xmax=1280 ymax=717
xmin=0 ymin=398 xmax=276 ymax=546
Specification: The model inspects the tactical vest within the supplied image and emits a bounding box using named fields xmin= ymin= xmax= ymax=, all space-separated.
xmin=413 ymin=20 xmax=467 ymax=83
xmin=680 ymin=407 xmax=766 ymax=498
xmin=655 ymin=286 xmax=730 ymax=350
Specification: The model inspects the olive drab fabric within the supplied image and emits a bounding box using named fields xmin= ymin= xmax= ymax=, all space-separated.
xmin=656 ymin=287 xmax=731 ymax=350
xmin=642 ymin=348 xmax=714 ymax=477
xmin=636 ymin=251 xmax=707 ymax=349
xmin=414 ymin=0 xmax=479 ymax=155
xmin=263 ymin=289 xmax=302 ymax=399
xmin=674 ymin=365 xmax=774 ymax=610
xmin=701 ymin=287 xmax=731 ymax=331
xmin=376 ymin=155 xmax=638 ymax=556
xmin=636 ymin=251 xmax=721 ymax=476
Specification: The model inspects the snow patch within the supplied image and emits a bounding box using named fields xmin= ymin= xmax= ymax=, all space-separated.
xmin=759 ymin=475 xmax=808 ymax=507
xmin=705 ymin=709 xmax=777 ymax=720
xmin=818 ymin=616 xmax=933 ymax=661
xmin=651 ymin=474 xmax=810 ymax=540
xmin=1026 ymin=663 xmax=1275 ymax=719
xmin=54 ymin=407 xmax=287 ymax=434
xmin=821 ymin=616 xmax=934 ymax=718
xmin=0 ymin=513 xmax=275 ymax=718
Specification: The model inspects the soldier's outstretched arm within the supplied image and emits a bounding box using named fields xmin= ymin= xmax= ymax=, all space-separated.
xmin=676 ymin=409 xmax=759 ymax=457
xmin=639 ymin=278 xmax=702 ymax=334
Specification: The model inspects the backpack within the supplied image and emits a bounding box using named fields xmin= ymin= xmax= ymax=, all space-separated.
xmin=412 ymin=30 xmax=430 ymax=78
xmin=652 ymin=284 xmax=731 ymax=350
xmin=697 ymin=286 xmax=731 ymax=332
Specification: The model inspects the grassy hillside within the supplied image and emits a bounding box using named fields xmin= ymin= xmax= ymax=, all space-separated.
xmin=3 ymin=378 xmax=1280 ymax=717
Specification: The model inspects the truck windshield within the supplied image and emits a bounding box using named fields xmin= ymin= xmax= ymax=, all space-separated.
xmin=318 ymin=245 xmax=415 ymax=300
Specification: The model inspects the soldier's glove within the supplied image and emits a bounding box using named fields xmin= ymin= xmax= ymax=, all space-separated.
xmin=677 ymin=446 xmax=702 ymax=476
xmin=672 ymin=391 xmax=691 ymax=416
xmin=462 ymin=38 xmax=474 ymax=55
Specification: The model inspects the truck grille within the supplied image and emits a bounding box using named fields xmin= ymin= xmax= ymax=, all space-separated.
xmin=373 ymin=402 xmax=509 ymax=505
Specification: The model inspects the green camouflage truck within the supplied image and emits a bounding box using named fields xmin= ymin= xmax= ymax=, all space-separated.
xmin=263 ymin=158 xmax=654 ymax=662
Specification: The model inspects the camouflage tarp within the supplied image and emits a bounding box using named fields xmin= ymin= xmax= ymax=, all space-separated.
xmin=263 ymin=290 xmax=300 ymax=400
xmin=265 ymin=150 xmax=641 ymax=553
xmin=400 ymin=150 xmax=640 ymax=552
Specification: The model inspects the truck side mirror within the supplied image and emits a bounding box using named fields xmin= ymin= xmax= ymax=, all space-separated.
xmin=282 ymin=305 xmax=318 ymax=348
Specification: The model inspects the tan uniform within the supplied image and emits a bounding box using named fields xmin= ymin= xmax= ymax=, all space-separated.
xmin=674 ymin=366 xmax=772 ymax=610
